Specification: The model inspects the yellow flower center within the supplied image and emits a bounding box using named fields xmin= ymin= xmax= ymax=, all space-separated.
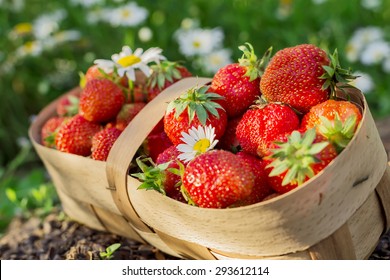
xmin=117 ymin=55 xmax=141 ymax=67
xmin=14 ymin=23 xmax=33 ymax=35
xmin=193 ymin=139 xmax=210 ymax=154
xmin=192 ymin=41 xmax=201 ymax=49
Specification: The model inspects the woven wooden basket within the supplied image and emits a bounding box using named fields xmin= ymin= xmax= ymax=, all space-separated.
xmin=29 ymin=77 xmax=390 ymax=259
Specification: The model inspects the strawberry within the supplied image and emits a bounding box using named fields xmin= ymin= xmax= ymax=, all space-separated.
xmin=265 ymin=129 xmax=337 ymax=194
xmin=163 ymin=85 xmax=227 ymax=145
xmin=182 ymin=150 xmax=255 ymax=208
xmin=91 ymin=127 xmax=122 ymax=161
xmin=217 ymin=116 xmax=242 ymax=152
xmin=80 ymin=65 xmax=128 ymax=88
xmin=260 ymin=44 xmax=356 ymax=113
xmin=55 ymin=114 xmax=101 ymax=156
xmin=235 ymin=152 xmax=274 ymax=205
xmin=125 ymin=84 xmax=147 ymax=103
xmin=143 ymin=131 xmax=173 ymax=162
xmin=156 ymin=145 xmax=186 ymax=199
xmin=41 ymin=116 xmax=68 ymax=148
xmin=115 ymin=102 xmax=146 ymax=131
xmin=300 ymin=99 xmax=362 ymax=152
xmin=209 ymin=43 xmax=271 ymax=117
xmin=236 ymin=102 xmax=300 ymax=157
xmin=79 ymin=78 xmax=125 ymax=123
xmin=56 ymin=93 xmax=79 ymax=117
xmin=146 ymin=61 xmax=192 ymax=102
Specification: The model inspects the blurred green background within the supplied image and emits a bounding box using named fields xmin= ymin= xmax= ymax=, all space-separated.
xmin=1 ymin=0 xmax=390 ymax=233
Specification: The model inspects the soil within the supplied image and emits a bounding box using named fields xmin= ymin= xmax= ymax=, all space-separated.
xmin=1 ymin=117 xmax=390 ymax=260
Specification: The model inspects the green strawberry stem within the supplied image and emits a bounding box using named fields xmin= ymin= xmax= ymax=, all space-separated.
xmin=267 ymin=129 xmax=329 ymax=186
xmin=166 ymin=85 xmax=225 ymax=125
xmin=320 ymin=49 xmax=357 ymax=99
xmin=148 ymin=60 xmax=185 ymax=90
xmin=238 ymin=42 xmax=272 ymax=81
xmin=318 ymin=113 xmax=358 ymax=153
xmin=131 ymin=157 xmax=170 ymax=195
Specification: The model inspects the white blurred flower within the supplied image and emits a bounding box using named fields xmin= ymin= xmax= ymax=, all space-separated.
xmin=361 ymin=0 xmax=382 ymax=10
xmin=312 ymin=0 xmax=328 ymax=4
xmin=383 ymin=57 xmax=390 ymax=73
xmin=106 ymin=2 xmax=148 ymax=27
xmin=43 ymin=30 xmax=82 ymax=49
xmin=15 ymin=41 xmax=44 ymax=58
xmin=94 ymin=46 xmax=165 ymax=81
xmin=175 ymin=27 xmax=224 ymax=57
xmin=198 ymin=48 xmax=232 ymax=74
xmin=177 ymin=125 xmax=219 ymax=163
xmin=180 ymin=18 xmax=200 ymax=30
xmin=33 ymin=10 xmax=67 ymax=39
xmin=360 ymin=41 xmax=390 ymax=65
xmin=17 ymin=137 xmax=31 ymax=149
xmin=350 ymin=71 xmax=375 ymax=93
xmin=346 ymin=26 xmax=385 ymax=62
xmin=138 ymin=27 xmax=153 ymax=42
xmin=70 ymin=0 xmax=104 ymax=7
xmin=86 ymin=8 xmax=112 ymax=24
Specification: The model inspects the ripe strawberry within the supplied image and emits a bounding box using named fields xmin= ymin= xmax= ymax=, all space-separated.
xmin=301 ymin=99 xmax=362 ymax=152
xmin=55 ymin=114 xmax=101 ymax=156
xmin=146 ymin=61 xmax=192 ymax=102
xmin=235 ymin=152 xmax=273 ymax=205
xmin=41 ymin=116 xmax=68 ymax=148
xmin=80 ymin=65 xmax=128 ymax=88
xmin=79 ymin=78 xmax=125 ymax=123
xmin=115 ymin=102 xmax=146 ymax=131
xmin=260 ymin=44 xmax=356 ymax=113
xmin=91 ymin=127 xmax=122 ymax=161
xmin=156 ymin=145 xmax=186 ymax=199
xmin=125 ymin=84 xmax=147 ymax=103
xmin=209 ymin=43 xmax=271 ymax=117
xmin=236 ymin=102 xmax=300 ymax=157
xmin=56 ymin=93 xmax=79 ymax=117
xmin=217 ymin=116 xmax=242 ymax=152
xmin=163 ymin=85 xmax=227 ymax=145
xmin=182 ymin=150 xmax=255 ymax=208
xmin=143 ymin=131 xmax=173 ymax=162
xmin=265 ymin=129 xmax=337 ymax=194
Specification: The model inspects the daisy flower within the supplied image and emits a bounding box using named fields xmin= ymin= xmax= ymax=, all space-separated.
xmin=94 ymin=46 xmax=165 ymax=81
xmin=360 ymin=40 xmax=390 ymax=65
xmin=106 ymin=2 xmax=148 ymax=27
xmin=350 ymin=71 xmax=375 ymax=94
xmin=177 ymin=125 xmax=219 ymax=163
xmin=198 ymin=48 xmax=233 ymax=74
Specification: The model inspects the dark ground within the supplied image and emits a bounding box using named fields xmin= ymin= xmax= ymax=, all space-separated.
xmin=1 ymin=117 xmax=390 ymax=260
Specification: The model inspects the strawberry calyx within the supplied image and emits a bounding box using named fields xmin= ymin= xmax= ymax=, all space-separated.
xmin=131 ymin=157 xmax=170 ymax=195
xmin=266 ymin=128 xmax=329 ymax=186
xmin=317 ymin=113 xmax=358 ymax=153
xmin=147 ymin=61 xmax=186 ymax=90
xmin=167 ymin=160 xmax=196 ymax=205
xmin=320 ymin=49 xmax=357 ymax=99
xmin=166 ymin=85 xmax=225 ymax=125
xmin=238 ymin=42 xmax=272 ymax=82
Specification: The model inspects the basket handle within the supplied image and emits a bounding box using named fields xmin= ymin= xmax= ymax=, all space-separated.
xmin=106 ymin=77 xmax=212 ymax=232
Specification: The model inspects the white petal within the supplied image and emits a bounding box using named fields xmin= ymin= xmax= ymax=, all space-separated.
xmin=137 ymin=63 xmax=152 ymax=77
xmin=125 ymin=68 xmax=136 ymax=81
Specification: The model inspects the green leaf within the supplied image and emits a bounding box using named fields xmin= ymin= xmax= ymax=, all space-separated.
xmin=308 ymin=142 xmax=329 ymax=155
xmin=195 ymin=104 xmax=208 ymax=125
xmin=282 ymin=164 xmax=298 ymax=186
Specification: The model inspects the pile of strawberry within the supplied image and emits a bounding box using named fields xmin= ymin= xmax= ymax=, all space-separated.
xmin=41 ymin=43 xmax=362 ymax=210
xmin=133 ymin=43 xmax=362 ymax=208
xmin=40 ymin=56 xmax=192 ymax=162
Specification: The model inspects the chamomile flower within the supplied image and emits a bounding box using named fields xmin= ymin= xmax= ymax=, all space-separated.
xmin=360 ymin=40 xmax=390 ymax=65
xmin=106 ymin=2 xmax=148 ymax=27
xmin=198 ymin=48 xmax=233 ymax=74
xmin=350 ymin=71 xmax=375 ymax=93
xmin=94 ymin=46 xmax=165 ymax=81
xmin=177 ymin=125 xmax=219 ymax=163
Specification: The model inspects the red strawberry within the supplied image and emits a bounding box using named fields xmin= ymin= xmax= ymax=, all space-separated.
xmin=115 ymin=102 xmax=146 ymax=131
xmin=260 ymin=44 xmax=356 ymax=113
xmin=146 ymin=61 xmax=192 ymax=102
xmin=125 ymin=84 xmax=147 ymax=103
xmin=210 ymin=43 xmax=271 ymax=117
xmin=236 ymin=102 xmax=300 ymax=157
xmin=81 ymin=65 xmax=128 ymax=88
xmin=156 ymin=145 xmax=186 ymax=199
xmin=56 ymin=93 xmax=79 ymax=117
xmin=301 ymin=99 xmax=362 ymax=152
xmin=265 ymin=129 xmax=337 ymax=194
xmin=235 ymin=152 xmax=274 ymax=205
xmin=143 ymin=131 xmax=173 ymax=162
xmin=163 ymin=85 xmax=227 ymax=145
xmin=217 ymin=116 xmax=242 ymax=151
xmin=41 ymin=116 xmax=68 ymax=148
xmin=182 ymin=150 xmax=255 ymax=208
xmin=55 ymin=114 xmax=101 ymax=156
xmin=79 ymin=78 xmax=125 ymax=123
xmin=91 ymin=127 xmax=122 ymax=161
